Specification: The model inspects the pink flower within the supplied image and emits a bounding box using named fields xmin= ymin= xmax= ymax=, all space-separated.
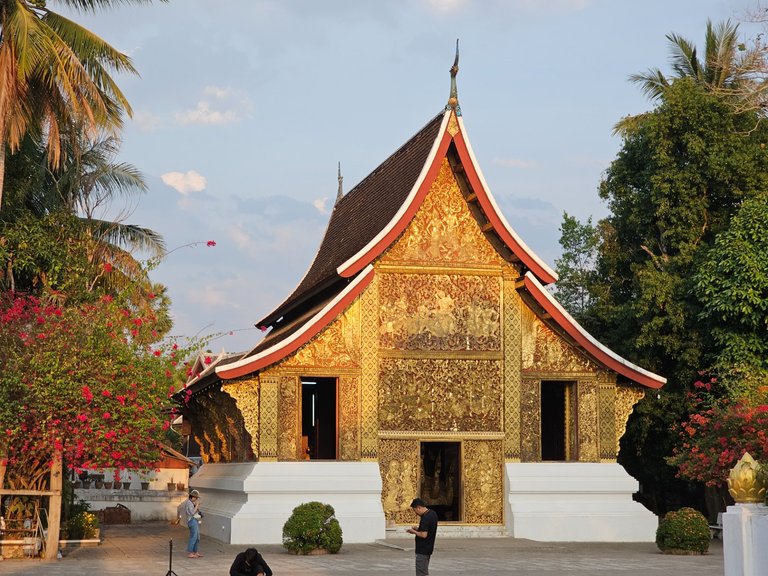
xmin=204 ymin=356 xmax=212 ymax=365
xmin=81 ymin=386 xmax=94 ymax=403
xmin=206 ymin=240 xmax=216 ymax=247
xmin=77 ymin=414 xmax=88 ymax=422
xmin=103 ymin=412 xmax=112 ymax=420
xmin=102 ymin=389 xmax=112 ymax=397
xmin=104 ymin=263 xmax=113 ymax=273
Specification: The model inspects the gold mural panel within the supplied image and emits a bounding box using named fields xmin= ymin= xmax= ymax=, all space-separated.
xmin=189 ymin=387 xmax=251 ymax=463
xmin=521 ymin=307 xmax=597 ymax=373
xmin=503 ymin=276 xmax=522 ymax=460
xmin=379 ymin=439 xmax=419 ymax=524
xmin=378 ymin=358 xmax=502 ymax=432
xmin=598 ymin=381 xmax=617 ymax=461
xmin=378 ymin=273 xmax=501 ymax=351
xmin=339 ymin=376 xmax=360 ymax=460
xmin=577 ymin=380 xmax=599 ymax=462
xmin=520 ymin=379 xmax=540 ymax=461
xmin=259 ymin=374 xmax=280 ymax=460
xmin=382 ymin=158 xmax=504 ymax=267
xmin=615 ymin=385 xmax=645 ymax=454
xmin=278 ymin=375 xmax=299 ymax=460
xmin=360 ymin=280 xmax=379 ymax=459
xmin=223 ymin=377 xmax=260 ymax=459
xmin=281 ymin=300 xmax=361 ymax=369
xmin=464 ymin=440 xmax=504 ymax=524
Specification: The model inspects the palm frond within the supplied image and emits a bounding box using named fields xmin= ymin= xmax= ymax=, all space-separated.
xmin=86 ymin=218 xmax=166 ymax=257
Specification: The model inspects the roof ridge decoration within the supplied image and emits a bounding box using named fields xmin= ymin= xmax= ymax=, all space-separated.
xmin=447 ymin=39 xmax=461 ymax=116
xmin=336 ymin=162 xmax=344 ymax=204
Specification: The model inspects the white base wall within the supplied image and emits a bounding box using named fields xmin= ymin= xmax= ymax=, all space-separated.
xmin=190 ymin=461 xmax=385 ymax=545
xmin=723 ymin=503 xmax=768 ymax=576
xmin=505 ymin=462 xmax=658 ymax=542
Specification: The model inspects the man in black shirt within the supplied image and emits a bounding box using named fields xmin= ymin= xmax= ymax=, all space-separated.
xmin=406 ymin=498 xmax=438 ymax=576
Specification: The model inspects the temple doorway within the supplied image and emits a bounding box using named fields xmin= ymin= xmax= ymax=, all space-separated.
xmin=420 ymin=441 xmax=461 ymax=521
xmin=301 ymin=377 xmax=337 ymax=460
xmin=541 ymin=380 xmax=575 ymax=461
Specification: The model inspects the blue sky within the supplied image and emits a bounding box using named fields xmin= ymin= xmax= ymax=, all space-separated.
xmin=62 ymin=0 xmax=756 ymax=353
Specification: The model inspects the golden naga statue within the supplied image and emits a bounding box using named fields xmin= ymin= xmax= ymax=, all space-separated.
xmin=728 ymin=452 xmax=767 ymax=503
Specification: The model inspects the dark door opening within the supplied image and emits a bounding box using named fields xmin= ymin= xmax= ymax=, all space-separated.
xmin=541 ymin=381 xmax=573 ymax=461
xmin=420 ymin=442 xmax=461 ymax=521
xmin=301 ymin=377 xmax=337 ymax=460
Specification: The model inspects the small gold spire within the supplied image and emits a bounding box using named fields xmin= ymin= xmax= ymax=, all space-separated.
xmin=728 ymin=452 xmax=767 ymax=503
xmin=446 ymin=39 xmax=461 ymax=116
xmin=336 ymin=162 xmax=344 ymax=203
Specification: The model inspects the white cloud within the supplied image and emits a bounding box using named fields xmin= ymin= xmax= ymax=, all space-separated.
xmin=426 ymin=0 xmax=467 ymax=13
xmin=133 ymin=110 xmax=161 ymax=132
xmin=493 ymin=157 xmax=538 ymax=169
xmin=228 ymin=225 xmax=252 ymax=250
xmin=313 ymin=197 xmax=330 ymax=215
xmin=174 ymin=85 xmax=252 ymax=126
xmin=188 ymin=285 xmax=234 ymax=308
xmin=161 ymin=170 xmax=207 ymax=195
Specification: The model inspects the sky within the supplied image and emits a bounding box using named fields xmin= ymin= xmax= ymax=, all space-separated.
xmin=61 ymin=0 xmax=758 ymax=354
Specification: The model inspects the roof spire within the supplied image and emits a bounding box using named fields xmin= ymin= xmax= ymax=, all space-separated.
xmin=336 ymin=162 xmax=344 ymax=203
xmin=446 ymin=38 xmax=461 ymax=116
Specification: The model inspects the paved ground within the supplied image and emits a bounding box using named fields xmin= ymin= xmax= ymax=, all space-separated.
xmin=0 ymin=521 xmax=724 ymax=575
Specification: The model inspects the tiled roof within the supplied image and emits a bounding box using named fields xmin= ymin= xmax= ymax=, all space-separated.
xmin=256 ymin=112 xmax=444 ymax=330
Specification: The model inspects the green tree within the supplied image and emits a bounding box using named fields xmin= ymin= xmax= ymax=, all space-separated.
xmin=0 ymin=0 xmax=164 ymax=209
xmin=552 ymin=213 xmax=600 ymax=323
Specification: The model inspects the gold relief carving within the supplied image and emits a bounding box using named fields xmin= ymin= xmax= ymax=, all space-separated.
xmin=464 ymin=440 xmax=504 ymax=524
xmin=189 ymin=387 xmax=253 ymax=463
xmin=378 ymin=273 xmax=501 ymax=351
xmin=382 ymin=158 xmax=503 ymax=267
xmin=223 ymin=378 xmax=260 ymax=459
xmin=577 ymin=380 xmax=599 ymax=462
xmin=615 ymin=385 xmax=645 ymax=454
xmin=379 ymin=439 xmax=419 ymax=524
xmin=447 ymin=113 xmax=459 ymax=137
xmin=523 ymin=315 xmax=597 ymax=372
xmin=281 ymin=300 xmax=361 ymax=369
xmin=378 ymin=358 xmax=502 ymax=432
xmin=598 ymin=382 xmax=616 ymax=461
xmin=339 ymin=376 xmax=360 ymax=460
xmin=504 ymin=280 xmax=522 ymax=460
xmin=278 ymin=376 xmax=299 ymax=460
xmin=360 ymin=280 xmax=379 ymax=459
xmin=520 ymin=380 xmax=540 ymax=461
xmin=259 ymin=375 xmax=280 ymax=460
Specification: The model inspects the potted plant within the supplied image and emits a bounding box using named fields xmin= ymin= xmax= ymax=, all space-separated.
xmin=138 ymin=469 xmax=151 ymax=490
xmin=282 ymin=501 xmax=343 ymax=555
xmin=176 ymin=481 xmax=186 ymax=491
xmin=103 ymin=480 xmax=113 ymax=489
xmin=167 ymin=477 xmax=176 ymax=491
xmin=122 ymin=473 xmax=132 ymax=490
xmin=656 ymin=507 xmax=710 ymax=555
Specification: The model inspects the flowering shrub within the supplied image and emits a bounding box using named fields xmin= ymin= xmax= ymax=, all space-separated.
xmin=0 ymin=292 xmax=194 ymax=489
xmin=67 ymin=511 xmax=100 ymax=540
xmin=282 ymin=501 xmax=343 ymax=554
xmin=668 ymin=377 xmax=768 ymax=486
xmin=655 ymin=507 xmax=710 ymax=554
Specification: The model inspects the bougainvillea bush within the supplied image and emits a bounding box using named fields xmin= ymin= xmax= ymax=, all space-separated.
xmin=668 ymin=377 xmax=768 ymax=486
xmin=0 ymin=292 xmax=187 ymax=490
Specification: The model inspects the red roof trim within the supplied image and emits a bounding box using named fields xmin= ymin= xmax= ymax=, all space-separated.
xmin=452 ymin=118 xmax=558 ymax=285
xmin=337 ymin=113 xmax=454 ymax=279
xmin=217 ymin=266 xmax=375 ymax=379
xmin=522 ymin=272 xmax=666 ymax=389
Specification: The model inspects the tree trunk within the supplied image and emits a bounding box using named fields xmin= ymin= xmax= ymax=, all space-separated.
xmin=0 ymin=132 xmax=6 ymax=212
xmin=44 ymin=452 xmax=63 ymax=561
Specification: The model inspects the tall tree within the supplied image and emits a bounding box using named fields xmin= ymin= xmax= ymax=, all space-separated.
xmin=0 ymin=0 xmax=164 ymax=210
xmin=552 ymin=213 xmax=600 ymax=324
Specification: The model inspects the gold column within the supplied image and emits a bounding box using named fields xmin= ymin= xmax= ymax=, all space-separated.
xmin=520 ymin=378 xmax=540 ymax=461
xmin=577 ymin=379 xmax=599 ymax=462
xmin=502 ymin=272 xmax=522 ymax=461
xmin=360 ymin=277 xmax=379 ymax=460
xmin=223 ymin=377 xmax=260 ymax=458
xmin=259 ymin=374 xmax=280 ymax=460
xmin=339 ymin=375 xmax=361 ymax=460
xmin=278 ymin=375 xmax=299 ymax=460
xmin=597 ymin=372 xmax=617 ymax=461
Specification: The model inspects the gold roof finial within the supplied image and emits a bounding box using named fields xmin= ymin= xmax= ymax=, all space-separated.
xmin=446 ymin=39 xmax=461 ymax=116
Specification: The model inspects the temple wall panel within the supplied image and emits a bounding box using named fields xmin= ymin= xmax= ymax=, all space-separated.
xmin=597 ymin=373 xmax=617 ymax=461
xmin=378 ymin=357 xmax=502 ymax=432
xmin=223 ymin=377 xmax=259 ymax=459
xmin=339 ymin=376 xmax=361 ymax=460
xmin=277 ymin=375 xmax=299 ymax=460
xmin=258 ymin=375 xmax=280 ymax=460
xmin=577 ymin=380 xmax=599 ymax=462
xmin=379 ymin=439 xmax=419 ymax=524
xmin=519 ymin=379 xmax=541 ymax=461
xmin=615 ymin=385 xmax=646 ymax=455
xmin=464 ymin=440 xmax=504 ymax=524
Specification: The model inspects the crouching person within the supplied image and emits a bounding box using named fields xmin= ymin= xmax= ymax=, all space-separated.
xmin=230 ymin=547 xmax=273 ymax=576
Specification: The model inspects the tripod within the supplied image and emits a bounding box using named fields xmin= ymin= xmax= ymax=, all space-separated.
xmin=165 ymin=539 xmax=178 ymax=576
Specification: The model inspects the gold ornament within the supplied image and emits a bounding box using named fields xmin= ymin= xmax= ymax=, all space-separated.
xmin=728 ymin=452 xmax=767 ymax=503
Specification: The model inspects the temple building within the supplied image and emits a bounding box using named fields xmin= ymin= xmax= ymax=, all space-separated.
xmin=178 ymin=53 xmax=664 ymax=544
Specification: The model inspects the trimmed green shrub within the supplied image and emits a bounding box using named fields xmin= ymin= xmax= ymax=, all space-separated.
xmin=67 ymin=511 xmax=100 ymax=540
xmin=282 ymin=501 xmax=343 ymax=554
xmin=655 ymin=507 xmax=710 ymax=554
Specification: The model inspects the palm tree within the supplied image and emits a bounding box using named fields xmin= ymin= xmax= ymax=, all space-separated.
xmin=0 ymin=0 xmax=163 ymax=210
xmin=616 ymin=19 xmax=766 ymax=133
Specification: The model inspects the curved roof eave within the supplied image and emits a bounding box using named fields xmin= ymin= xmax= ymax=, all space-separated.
xmin=522 ymin=271 xmax=666 ymax=389
xmin=216 ymin=265 xmax=375 ymax=380
xmin=336 ymin=111 xmax=454 ymax=279
xmin=453 ymin=116 xmax=558 ymax=285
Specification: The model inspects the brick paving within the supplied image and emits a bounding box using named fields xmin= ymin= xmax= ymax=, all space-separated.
xmin=0 ymin=521 xmax=724 ymax=575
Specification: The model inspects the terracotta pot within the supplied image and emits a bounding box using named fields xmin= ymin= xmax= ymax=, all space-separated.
xmin=122 ymin=482 xmax=131 ymax=490
xmin=103 ymin=481 xmax=113 ymax=489
xmin=140 ymin=482 xmax=150 ymax=490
